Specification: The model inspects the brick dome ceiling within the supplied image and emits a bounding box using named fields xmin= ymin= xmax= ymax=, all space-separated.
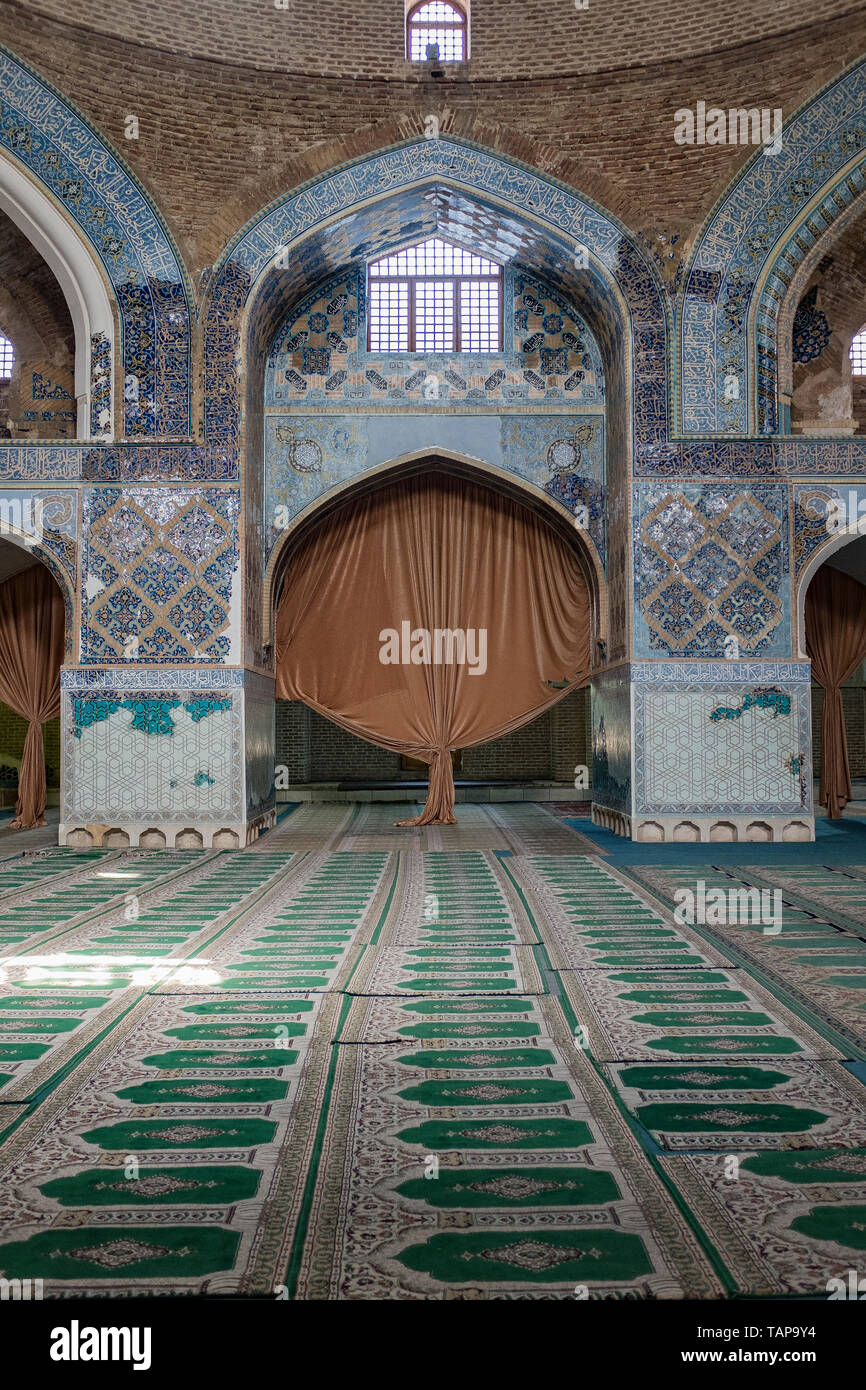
xmin=2 ymin=0 xmax=864 ymax=280
xmin=10 ymin=0 xmax=860 ymax=78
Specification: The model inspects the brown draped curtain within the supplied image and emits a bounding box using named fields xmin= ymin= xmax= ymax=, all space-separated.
xmin=276 ymin=471 xmax=593 ymax=825
xmin=0 ymin=565 xmax=65 ymax=829
xmin=805 ymin=565 xmax=866 ymax=819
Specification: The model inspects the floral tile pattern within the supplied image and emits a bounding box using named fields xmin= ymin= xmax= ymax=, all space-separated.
xmin=81 ymin=488 xmax=240 ymax=664
xmin=633 ymin=484 xmax=790 ymax=658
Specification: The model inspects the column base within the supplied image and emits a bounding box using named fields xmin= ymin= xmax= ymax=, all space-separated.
xmin=591 ymin=803 xmax=632 ymax=837
xmin=59 ymin=808 xmax=276 ymax=851
xmin=630 ymin=813 xmax=813 ymax=844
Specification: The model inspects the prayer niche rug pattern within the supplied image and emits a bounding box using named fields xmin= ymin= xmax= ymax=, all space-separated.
xmin=622 ymin=864 xmax=866 ymax=1048
xmin=508 ymin=856 xmax=730 ymax=970
xmin=0 ymin=817 xmax=864 ymax=1298
xmin=259 ymin=995 xmax=718 ymax=1299
xmin=559 ymin=967 xmax=840 ymax=1062
xmin=661 ymin=1149 xmax=866 ymax=1296
xmin=605 ymin=1060 xmax=866 ymax=1150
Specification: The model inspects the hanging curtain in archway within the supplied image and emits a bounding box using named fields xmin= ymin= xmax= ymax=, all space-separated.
xmin=0 ymin=565 xmax=64 ymax=829
xmin=276 ymin=471 xmax=593 ymax=825
xmin=805 ymin=564 xmax=866 ymax=819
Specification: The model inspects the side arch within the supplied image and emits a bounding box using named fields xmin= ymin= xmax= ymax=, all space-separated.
xmin=768 ymin=183 xmax=866 ymax=431
xmin=795 ymin=515 xmax=866 ymax=659
xmin=679 ymin=54 xmax=866 ymax=435
xmin=753 ymin=161 xmax=866 ymax=435
xmin=0 ymin=149 xmax=116 ymax=438
xmin=0 ymin=522 xmax=76 ymax=658
xmin=0 ymin=44 xmax=194 ymax=437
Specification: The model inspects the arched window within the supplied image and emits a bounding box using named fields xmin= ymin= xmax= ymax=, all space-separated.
xmin=407 ymin=2 xmax=467 ymax=62
xmin=850 ymin=329 xmax=866 ymax=376
xmin=0 ymin=335 xmax=13 ymax=379
xmin=367 ymin=237 xmax=501 ymax=353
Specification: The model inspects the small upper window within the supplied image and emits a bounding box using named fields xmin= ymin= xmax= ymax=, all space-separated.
xmin=851 ymin=330 xmax=866 ymax=376
xmin=368 ymin=237 xmax=501 ymax=353
xmin=0 ymin=335 xmax=12 ymax=379
xmin=407 ymin=2 xmax=467 ymax=63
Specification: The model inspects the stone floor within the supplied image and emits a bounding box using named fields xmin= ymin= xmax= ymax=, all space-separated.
xmin=0 ymin=801 xmax=864 ymax=1299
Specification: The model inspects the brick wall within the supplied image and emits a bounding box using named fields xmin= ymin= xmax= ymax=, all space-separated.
xmin=275 ymin=688 xmax=590 ymax=783
xmin=461 ymin=711 xmax=553 ymax=780
xmin=552 ymin=687 xmax=591 ymax=782
xmin=0 ymin=702 xmax=60 ymax=788
xmin=811 ymin=683 xmax=866 ymax=781
xmin=275 ymin=699 xmax=311 ymax=783
xmin=845 ymin=687 xmax=866 ymax=777
xmin=23 ymin=0 xmax=853 ymax=83
xmin=309 ymin=710 xmax=401 ymax=781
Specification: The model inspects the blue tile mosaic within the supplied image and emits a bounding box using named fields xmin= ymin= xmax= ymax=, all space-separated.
xmin=633 ymin=483 xmax=791 ymax=659
xmin=81 ymin=486 xmax=240 ymax=663
xmin=206 ymin=137 xmax=668 ymax=451
xmin=680 ymin=58 xmax=866 ymax=433
xmin=265 ymin=265 xmax=605 ymax=411
xmin=0 ymin=46 xmax=192 ymax=436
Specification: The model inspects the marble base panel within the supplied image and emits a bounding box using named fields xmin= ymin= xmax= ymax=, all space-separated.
xmin=59 ymin=667 xmax=276 ymax=849
xmin=590 ymin=661 xmax=815 ymax=842
xmin=630 ymin=813 xmax=813 ymax=845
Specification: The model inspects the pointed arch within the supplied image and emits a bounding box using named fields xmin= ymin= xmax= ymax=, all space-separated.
xmin=796 ymin=507 xmax=866 ymax=659
xmin=263 ymin=448 xmax=608 ymax=656
xmin=0 ymin=45 xmax=194 ymax=437
xmin=0 ymin=149 xmax=116 ymax=437
xmin=203 ymin=134 xmax=668 ymax=456
xmin=679 ymin=55 xmax=866 ymax=436
xmin=760 ymin=183 xmax=866 ymax=436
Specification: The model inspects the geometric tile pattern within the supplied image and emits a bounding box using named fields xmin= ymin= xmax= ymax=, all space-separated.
xmin=632 ymin=663 xmax=812 ymax=817
xmin=62 ymin=689 xmax=242 ymax=823
xmin=81 ymin=487 xmax=240 ymax=663
xmin=633 ymin=483 xmax=790 ymax=657
xmin=206 ymin=137 xmax=668 ymax=451
xmin=266 ymin=266 xmax=605 ymax=410
xmin=637 ymin=688 xmax=806 ymax=814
